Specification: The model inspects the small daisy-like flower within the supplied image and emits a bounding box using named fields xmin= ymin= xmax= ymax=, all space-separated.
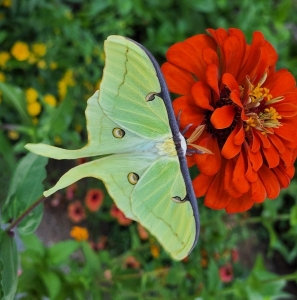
xmin=162 ymin=28 xmax=297 ymax=213
xmin=27 ymin=102 xmax=41 ymax=117
xmin=25 ymin=87 xmax=38 ymax=103
xmin=66 ymin=183 xmax=77 ymax=200
xmin=44 ymin=94 xmax=57 ymax=107
xmin=150 ymin=243 xmax=160 ymax=258
xmin=85 ymin=188 xmax=104 ymax=212
xmin=219 ymin=263 xmax=233 ymax=283
xmin=110 ymin=204 xmax=132 ymax=226
xmin=11 ymin=41 xmax=30 ymax=61
xmin=70 ymin=226 xmax=89 ymax=241
xmin=32 ymin=43 xmax=47 ymax=57
xmin=0 ymin=51 xmax=10 ymax=68
xmin=68 ymin=200 xmax=86 ymax=223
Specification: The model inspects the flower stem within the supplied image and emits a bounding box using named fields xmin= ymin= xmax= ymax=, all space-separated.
xmin=5 ymin=195 xmax=46 ymax=233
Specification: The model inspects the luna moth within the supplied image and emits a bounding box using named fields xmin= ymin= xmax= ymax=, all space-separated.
xmin=26 ymin=36 xmax=206 ymax=260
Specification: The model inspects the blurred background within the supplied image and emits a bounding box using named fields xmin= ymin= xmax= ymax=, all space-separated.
xmin=1 ymin=0 xmax=297 ymax=299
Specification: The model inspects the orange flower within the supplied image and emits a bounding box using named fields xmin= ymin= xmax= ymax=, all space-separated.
xmin=162 ymin=28 xmax=297 ymax=213
xmin=85 ymin=188 xmax=104 ymax=212
xmin=110 ymin=204 xmax=132 ymax=226
xmin=137 ymin=224 xmax=149 ymax=240
xmin=219 ymin=263 xmax=233 ymax=283
xmin=68 ymin=200 xmax=86 ymax=223
xmin=124 ymin=256 xmax=141 ymax=269
xmin=70 ymin=226 xmax=89 ymax=241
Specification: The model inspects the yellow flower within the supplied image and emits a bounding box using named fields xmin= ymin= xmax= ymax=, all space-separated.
xmin=64 ymin=70 xmax=75 ymax=86
xmin=70 ymin=226 xmax=89 ymax=241
xmin=44 ymin=94 xmax=57 ymax=107
xmin=37 ymin=60 xmax=46 ymax=69
xmin=11 ymin=42 xmax=30 ymax=61
xmin=7 ymin=130 xmax=19 ymax=140
xmin=28 ymin=53 xmax=37 ymax=64
xmin=0 ymin=72 xmax=5 ymax=82
xmin=0 ymin=52 xmax=10 ymax=68
xmin=25 ymin=88 xmax=38 ymax=103
xmin=50 ymin=62 xmax=58 ymax=70
xmin=1 ymin=0 xmax=11 ymax=7
xmin=27 ymin=101 xmax=41 ymax=117
xmin=32 ymin=43 xmax=46 ymax=57
xmin=58 ymin=80 xmax=67 ymax=100
xmin=150 ymin=244 xmax=160 ymax=258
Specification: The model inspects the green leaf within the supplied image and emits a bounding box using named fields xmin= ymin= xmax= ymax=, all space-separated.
xmin=0 ymin=129 xmax=16 ymax=172
xmin=20 ymin=233 xmax=45 ymax=256
xmin=0 ymin=229 xmax=18 ymax=300
xmin=0 ymin=82 xmax=32 ymax=125
xmin=3 ymin=152 xmax=48 ymax=235
xmin=48 ymin=92 xmax=74 ymax=136
xmin=290 ymin=204 xmax=297 ymax=227
xmin=39 ymin=270 xmax=61 ymax=299
xmin=206 ymin=259 xmax=221 ymax=292
xmin=47 ymin=240 xmax=80 ymax=265
xmin=81 ymin=241 xmax=101 ymax=275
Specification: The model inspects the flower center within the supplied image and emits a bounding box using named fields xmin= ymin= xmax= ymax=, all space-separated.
xmin=204 ymin=79 xmax=283 ymax=148
xmin=244 ymin=82 xmax=282 ymax=135
xmin=204 ymin=87 xmax=241 ymax=147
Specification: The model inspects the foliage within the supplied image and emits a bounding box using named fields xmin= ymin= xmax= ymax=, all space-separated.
xmin=1 ymin=0 xmax=297 ymax=299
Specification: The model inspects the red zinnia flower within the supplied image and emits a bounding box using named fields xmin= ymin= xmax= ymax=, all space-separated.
xmin=162 ymin=28 xmax=297 ymax=213
xmin=219 ymin=263 xmax=233 ymax=283
xmin=85 ymin=188 xmax=104 ymax=212
xmin=68 ymin=200 xmax=86 ymax=223
xmin=110 ymin=204 xmax=132 ymax=226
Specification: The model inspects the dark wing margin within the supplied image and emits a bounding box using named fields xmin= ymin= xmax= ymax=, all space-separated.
xmin=126 ymin=37 xmax=200 ymax=255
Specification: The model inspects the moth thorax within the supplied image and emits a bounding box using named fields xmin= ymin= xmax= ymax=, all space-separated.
xmin=156 ymin=138 xmax=177 ymax=157
xmin=179 ymin=133 xmax=187 ymax=156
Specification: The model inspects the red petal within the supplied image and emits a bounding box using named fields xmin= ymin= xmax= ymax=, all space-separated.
xmin=194 ymin=133 xmax=221 ymax=176
xmin=225 ymin=193 xmax=254 ymax=213
xmin=265 ymin=69 xmax=296 ymax=97
xmin=250 ymin=178 xmax=267 ymax=203
xmin=274 ymin=123 xmax=297 ymax=142
xmin=210 ymin=105 xmax=235 ymax=129
xmin=204 ymin=170 xmax=232 ymax=210
xmin=222 ymin=73 xmax=243 ymax=107
xmin=223 ymin=35 xmax=246 ymax=79
xmin=237 ymin=31 xmax=264 ymax=85
xmin=273 ymin=102 xmax=297 ymax=118
xmin=234 ymin=125 xmax=245 ymax=145
xmin=258 ymin=164 xmax=280 ymax=199
xmin=192 ymin=173 xmax=214 ymax=198
xmin=224 ymin=158 xmax=243 ymax=198
xmin=221 ymin=125 xmax=242 ymax=159
xmin=161 ymin=62 xmax=195 ymax=95
xmin=232 ymin=151 xmax=250 ymax=193
xmin=206 ymin=64 xmax=220 ymax=100
xmin=272 ymin=167 xmax=290 ymax=188
xmin=254 ymin=130 xmax=270 ymax=148
xmin=251 ymin=130 xmax=261 ymax=152
xmin=172 ymin=95 xmax=204 ymax=130
xmin=191 ymin=81 xmax=214 ymax=111
xmin=264 ymin=40 xmax=278 ymax=66
xmin=248 ymin=147 xmax=263 ymax=171
xmin=268 ymin=134 xmax=285 ymax=154
xmin=262 ymin=142 xmax=279 ymax=168
xmin=245 ymin=153 xmax=258 ymax=182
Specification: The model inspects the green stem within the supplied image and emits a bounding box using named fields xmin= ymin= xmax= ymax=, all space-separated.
xmin=241 ymin=214 xmax=290 ymax=224
xmin=5 ymin=195 xmax=46 ymax=232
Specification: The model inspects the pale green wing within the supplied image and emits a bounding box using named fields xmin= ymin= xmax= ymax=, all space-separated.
xmin=99 ymin=35 xmax=172 ymax=139
xmin=42 ymin=153 xmax=158 ymax=220
xmin=25 ymin=91 xmax=156 ymax=159
xmin=132 ymin=157 xmax=196 ymax=261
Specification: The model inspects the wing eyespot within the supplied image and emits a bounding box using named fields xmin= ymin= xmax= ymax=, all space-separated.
xmin=127 ymin=172 xmax=139 ymax=185
xmin=112 ymin=128 xmax=125 ymax=138
xmin=145 ymin=92 xmax=159 ymax=102
xmin=172 ymin=196 xmax=186 ymax=203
